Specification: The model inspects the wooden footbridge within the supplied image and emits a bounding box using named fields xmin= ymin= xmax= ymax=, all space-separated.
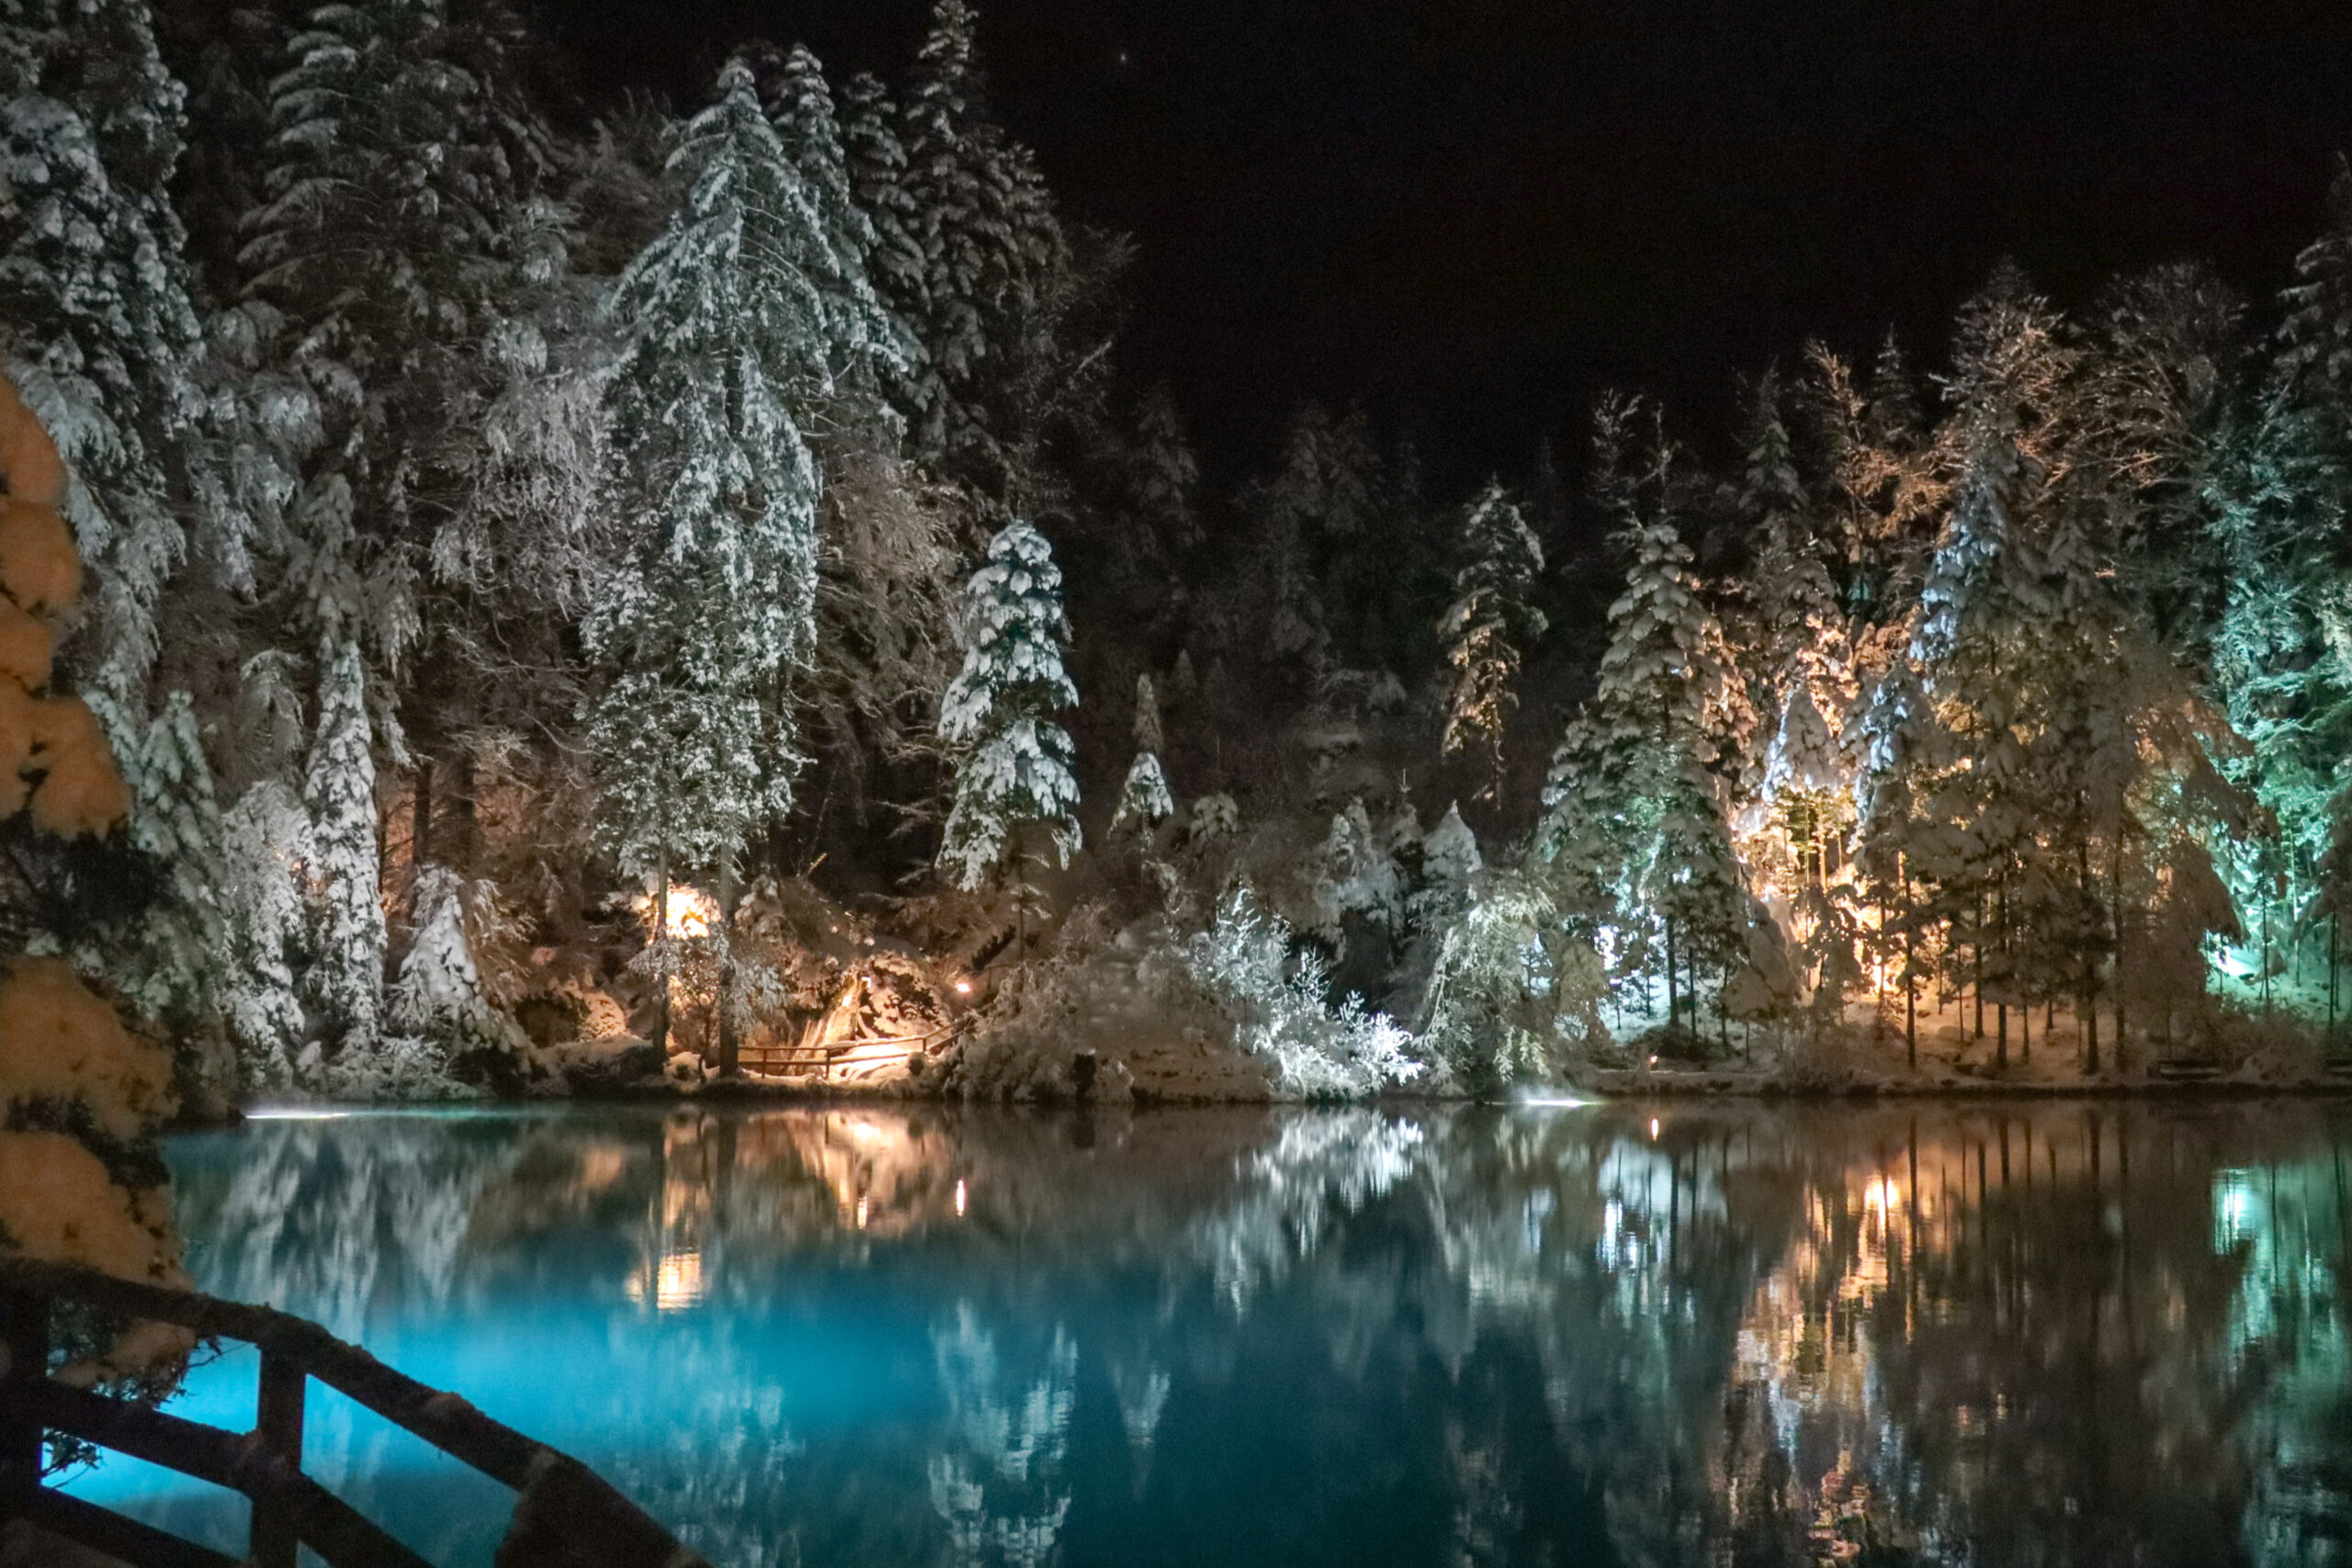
xmin=0 ymin=1257 xmax=705 ymax=1568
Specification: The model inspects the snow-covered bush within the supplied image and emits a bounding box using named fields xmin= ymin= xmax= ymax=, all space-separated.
xmin=1183 ymin=886 xmax=1422 ymax=1099
xmin=391 ymin=867 xmax=527 ymax=1075
xmin=1419 ymin=874 xmax=1608 ymax=1093
xmin=1110 ymin=751 xmax=1176 ymax=835
xmin=1310 ymin=797 xmax=1405 ymax=944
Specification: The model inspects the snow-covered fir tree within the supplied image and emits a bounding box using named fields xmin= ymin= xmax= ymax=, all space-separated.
xmin=390 ymin=864 xmax=507 ymax=1057
xmin=0 ymin=0 xmax=248 ymax=709
xmin=1538 ymin=397 xmax=1758 ymax=1034
xmin=867 ymin=0 xmax=1072 ymax=489
xmin=240 ymin=0 xmax=564 ymax=666
xmin=1110 ymin=672 xmax=1175 ymax=834
xmin=937 ymin=520 xmax=1081 ymax=892
xmin=303 ymin=637 xmax=383 ymax=1050
xmin=590 ymin=53 xmax=905 ymax=882
xmin=1737 ymin=369 xmax=1844 ymax=718
xmin=1439 ymin=480 xmax=1546 ymax=789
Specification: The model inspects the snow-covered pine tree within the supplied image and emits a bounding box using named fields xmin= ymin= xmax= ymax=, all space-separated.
xmin=1439 ymin=480 xmax=1546 ymax=792
xmin=882 ymin=0 xmax=1073 ymax=484
xmin=240 ymin=0 xmax=580 ymax=866
xmin=390 ymin=864 xmax=514 ymax=1064
xmin=216 ymin=779 xmax=310 ymax=1080
xmin=2205 ymin=168 xmax=2352 ymax=978
xmin=1536 ymin=396 xmax=1755 ymax=1036
xmin=303 ymin=637 xmax=383 ymax=1051
xmin=761 ymin=43 xmax=920 ymax=411
xmin=1737 ymin=370 xmax=1843 ymax=715
xmin=838 ymin=70 xmax=929 ymax=356
xmin=591 ymin=53 xmax=904 ymax=885
xmin=0 ymin=0 xmax=247 ymax=707
xmin=95 ymin=689 xmax=224 ymax=1029
xmin=937 ymin=520 xmax=1081 ymax=894
xmin=1110 ymin=672 xmax=1174 ymax=834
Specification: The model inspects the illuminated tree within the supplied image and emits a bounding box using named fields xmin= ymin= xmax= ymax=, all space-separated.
xmin=937 ymin=521 xmax=1081 ymax=896
xmin=0 ymin=0 xmax=249 ymax=708
xmin=589 ymin=54 xmax=904 ymax=883
xmin=1439 ymin=480 xmax=1547 ymax=791
xmin=1538 ymin=397 xmax=1759 ymax=1038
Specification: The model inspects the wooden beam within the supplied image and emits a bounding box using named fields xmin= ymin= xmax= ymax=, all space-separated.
xmin=21 ymin=1486 xmax=242 ymax=1568
xmin=0 ymin=1258 xmax=708 ymax=1568
xmin=28 ymin=1378 xmax=434 ymax=1568
xmin=250 ymin=1349 xmax=306 ymax=1568
xmin=0 ymin=1286 xmax=46 ymax=1506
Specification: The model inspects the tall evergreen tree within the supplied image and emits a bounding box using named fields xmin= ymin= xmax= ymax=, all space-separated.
xmin=241 ymin=0 xmax=571 ymax=787
xmin=589 ymin=53 xmax=900 ymax=881
xmin=1110 ymin=671 xmax=1174 ymax=834
xmin=0 ymin=0 xmax=246 ymax=707
xmin=937 ymin=519 xmax=1080 ymax=893
xmin=1438 ymin=480 xmax=1546 ymax=791
xmin=1538 ymin=398 xmax=1758 ymax=1034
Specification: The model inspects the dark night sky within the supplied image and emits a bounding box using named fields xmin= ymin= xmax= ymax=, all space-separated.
xmin=543 ymin=0 xmax=2352 ymax=493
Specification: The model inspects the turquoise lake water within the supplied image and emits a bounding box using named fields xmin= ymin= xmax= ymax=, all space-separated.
xmin=61 ymin=1098 xmax=2352 ymax=1566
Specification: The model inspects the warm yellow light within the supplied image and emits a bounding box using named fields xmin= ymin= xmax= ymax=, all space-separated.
xmin=854 ymin=1194 xmax=870 ymax=1230
xmin=954 ymin=1179 xmax=967 ymax=1216
xmin=627 ymin=1248 xmax=707 ymax=1314
xmin=954 ymin=978 xmax=974 ymax=995
xmin=633 ymin=884 xmax=719 ymax=942
xmin=1649 ymin=1118 xmax=1660 ymax=1141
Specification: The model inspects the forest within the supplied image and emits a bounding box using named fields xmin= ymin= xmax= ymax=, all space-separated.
xmin=1 ymin=0 xmax=2351 ymax=1128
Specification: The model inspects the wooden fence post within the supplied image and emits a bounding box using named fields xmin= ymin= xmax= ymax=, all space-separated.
xmin=248 ymin=1349 xmax=305 ymax=1567
xmin=0 ymin=1287 xmax=48 ymax=1509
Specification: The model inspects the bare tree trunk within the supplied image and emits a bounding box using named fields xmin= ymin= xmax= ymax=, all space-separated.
xmin=1665 ymin=915 xmax=1679 ymax=1033
xmin=2331 ymin=908 xmax=2341 ymax=1055
xmin=650 ymin=853 xmax=671 ymax=1059
xmin=411 ymin=757 xmax=434 ymax=888
xmin=716 ymin=844 xmax=741 ymax=1079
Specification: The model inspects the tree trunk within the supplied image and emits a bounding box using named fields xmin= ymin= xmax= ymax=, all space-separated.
xmin=2331 ymin=908 xmax=2340 ymax=1054
xmin=411 ymin=758 xmax=434 ymax=893
xmin=1973 ymin=897 xmax=1985 ymax=1042
xmin=716 ymin=845 xmax=741 ymax=1079
xmin=650 ymin=855 xmax=671 ymax=1059
xmin=1665 ymin=915 xmax=1679 ymax=1033
xmin=451 ymin=750 xmax=480 ymax=872
xmin=1905 ymin=923 xmax=1917 ymax=1068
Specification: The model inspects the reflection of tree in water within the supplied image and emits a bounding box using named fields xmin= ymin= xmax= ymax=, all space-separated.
xmin=153 ymin=1100 xmax=2352 ymax=1568
xmin=929 ymin=1305 xmax=1077 ymax=1568
xmin=1188 ymin=1110 xmax=1429 ymax=1309
xmin=1687 ymin=1106 xmax=2352 ymax=1568
xmin=174 ymin=1114 xmax=529 ymax=1337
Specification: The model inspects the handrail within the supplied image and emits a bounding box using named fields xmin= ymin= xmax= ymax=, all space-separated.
xmin=0 ymin=1255 xmax=707 ymax=1568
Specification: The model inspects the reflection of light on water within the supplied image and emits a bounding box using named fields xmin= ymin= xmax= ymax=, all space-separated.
xmin=854 ymin=1195 xmax=870 ymax=1230
xmin=1513 ymin=1095 xmax=1593 ymax=1109
xmin=2214 ymin=1171 xmax=2259 ymax=1251
xmin=244 ymin=1108 xmax=355 ymax=1121
xmin=955 ymin=1179 xmax=967 ymax=1217
xmin=626 ymin=1248 xmax=707 ymax=1313
xmin=1648 ymin=1118 xmax=1660 ymax=1141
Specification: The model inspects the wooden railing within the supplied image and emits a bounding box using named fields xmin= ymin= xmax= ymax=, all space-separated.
xmin=737 ymin=1022 xmax=956 ymax=1079
xmin=0 ymin=1257 xmax=707 ymax=1568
